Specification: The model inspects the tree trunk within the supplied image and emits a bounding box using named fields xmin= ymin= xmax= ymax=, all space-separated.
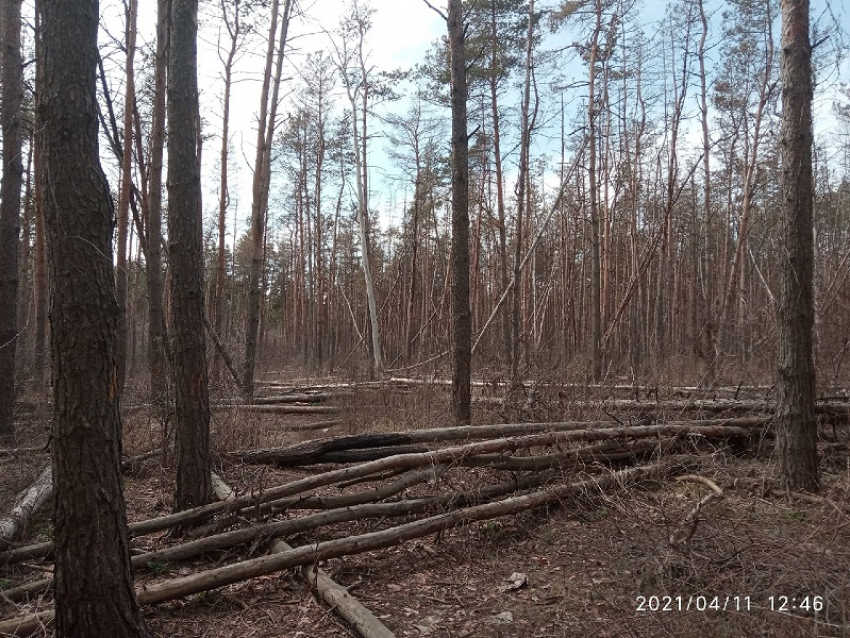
xmin=489 ymin=1 xmax=511 ymax=369
xmin=777 ymin=0 xmax=818 ymax=492
xmin=115 ymin=0 xmax=137 ymax=393
xmin=511 ymin=0 xmax=536 ymax=388
xmin=448 ymin=0 xmax=471 ymax=424
xmin=167 ymin=0 xmax=212 ymax=511
xmin=587 ymin=0 xmax=603 ymax=382
xmin=39 ymin=0 xmax=149 ymax=633
xmin=213 ymin=0 xmax=238 ymax=376
xmin=0 ymin=0 xmax=23 ymax=438
xmin=146 ymin=0 xmax=168 ymax=409
xmin=244 ymin=0 xmax=293 ymax=398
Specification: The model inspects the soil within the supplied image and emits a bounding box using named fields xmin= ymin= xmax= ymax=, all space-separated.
xmin=2 ymin=378 xmax=849 ymax=638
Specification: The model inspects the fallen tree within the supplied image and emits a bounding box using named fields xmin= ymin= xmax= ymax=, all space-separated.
xmin=226 ymin=417 xmax=766 ymax=467
xmin=0 ymin=467 xmax=52 ymax=551
xmin=0 ymin=460 xmax=684 ymax=635
xmin=0 ymin=419 xmax=762 ymax=566
xmin=212 ymin=404 xmax=342 ymax=415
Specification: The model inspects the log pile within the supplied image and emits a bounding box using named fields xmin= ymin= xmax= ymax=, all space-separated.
xmin=0 ymin=414 xmax=771 ymax=636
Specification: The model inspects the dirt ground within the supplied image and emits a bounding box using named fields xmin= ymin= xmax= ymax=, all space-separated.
xmin=2 ymin=379 xmax=850 ymax=638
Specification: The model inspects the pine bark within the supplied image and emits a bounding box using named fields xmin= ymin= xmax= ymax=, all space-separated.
xmin=147 ymin=0 xmax=168 ymax=407
xmin=448 ymin=0 xmax=471 ymax=424
xmin=39 ymin=0 xmax=149 ymax=633
xmin=777 ymin=0 xmax=818 ymax=492
xmin=115 ymin=0 xmax=138 ymax=393
xmin=0 ymin=0 xmax=23 ymax=438
xmin=168 ymin=0 xmax=212 ymax=511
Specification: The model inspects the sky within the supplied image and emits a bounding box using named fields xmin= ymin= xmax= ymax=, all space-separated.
xmin=93 ymin=0 xmax=850 ymax=254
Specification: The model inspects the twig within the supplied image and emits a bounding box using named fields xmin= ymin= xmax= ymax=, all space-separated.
xmin=671 ymin=474 xmax=724 ymax=545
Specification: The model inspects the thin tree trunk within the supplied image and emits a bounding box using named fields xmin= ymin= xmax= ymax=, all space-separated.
xmin=147 ymin=0 xmax=168 ymax=409
xmin=489 ymin=1 xmax=511 ymax=368
xmin=697 ymin=0 xmax=715 ymax=385
xmin=0 ymin=0 xmax=23 ymax=438
xmin=511 ymin=0 xmax=536 ymax=388
xmin=243 ymin=0 xmax=293 ymax=398
xmin=115 ymin=0 xmax=137 ymax=393
xmin=587 ymin=0 xmax=603 ymax=382
xmin=214 ymin=0 xmax=241 ymax=376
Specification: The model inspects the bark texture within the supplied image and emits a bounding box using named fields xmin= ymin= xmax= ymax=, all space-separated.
xmin=39 ymin=0 xmax=149 ymax=633
xmin=168 ymin=0 xmax=212 ymax=510
xmin=0 ymin=0 xmax=23 ymax=437
xmin=448 ymin=0 xmax=472 ymax=424
xmin=777 ymin=0 xmax=818 ymax=492
xmin=146 ymin=0 xmax=168 ymax=407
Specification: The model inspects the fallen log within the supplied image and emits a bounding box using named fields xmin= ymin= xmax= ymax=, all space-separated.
xmin=134 ymin=471 xmax=555 ymax=569
xmin=300 ymin=552 xmax=396 ymax=638
xmin=228 ymin=417 xmax=766 ymax=467
xmin=0 ymin=467 xmax=53 ymax=551
xmin=287 ymin=419 xmax=342 ymax=432
xmin=0 ymin=610 xmax=52 ymax=636
xmin=0 ymin=576 xmax=52 ymax=604
xmin=132 ymin=461 xmax=678 ymax=605
xmin=213 ymin=404 xmax=342 ymax=415
xmin=0 ymin=419 xmax=761 ymax=565
xmin=0 ymin=465 xmax=661 ymax=634
xmin=295 ymin=446 xmax=432 ymax=465
xmin=252 ymin=393 xmax=333 ymax=405
xmin=263 ymin=464 xmax=449 ymax=512
xmin=225 ymin=469 xmax=396 ymax=638
xmin=460 ymin=439 xmax=668 ymax=472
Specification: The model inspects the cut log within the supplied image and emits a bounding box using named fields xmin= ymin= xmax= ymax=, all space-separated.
xmin=0 ymin=419 xmax=761 ymax=565
xmin=300 ymin=553 xmax=396 ymax=638
xmin=0 ymin=467 xmax=53 ymax=551
xmin=220 ymin=471 xmax=396 ymax=638
xmin=211 ymin=472 xmax=235 ymax=501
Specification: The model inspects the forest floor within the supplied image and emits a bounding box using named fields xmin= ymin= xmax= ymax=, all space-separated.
xmin=2 ymin=374 xmax=850 ymax=638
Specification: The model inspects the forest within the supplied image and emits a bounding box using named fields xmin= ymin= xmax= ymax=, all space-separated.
xmin=0 ymin=0 xmax=849 ymax=636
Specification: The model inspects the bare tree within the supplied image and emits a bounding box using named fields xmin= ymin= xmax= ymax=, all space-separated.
xmin=0 ymin=0 xmax=23 ymax=438
xmin=331 ymin=0 xmax=384 ymax=378
xmin=168 ymin=0 xmax=212 ymax=511
xmin=243 ymin=0 xmax=294 ymax=399
xmin=777 ymin=0 xmax=818 ymax=492
xmin=213 ymin=0 xmax=245 ymax=367
xmin=115 ymin=0 xmax=138 ymax=392
xmin=510 ymin=0 xmax=537 ymax=388
xmin=39 ymin=0 xmax=149 ymax=633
